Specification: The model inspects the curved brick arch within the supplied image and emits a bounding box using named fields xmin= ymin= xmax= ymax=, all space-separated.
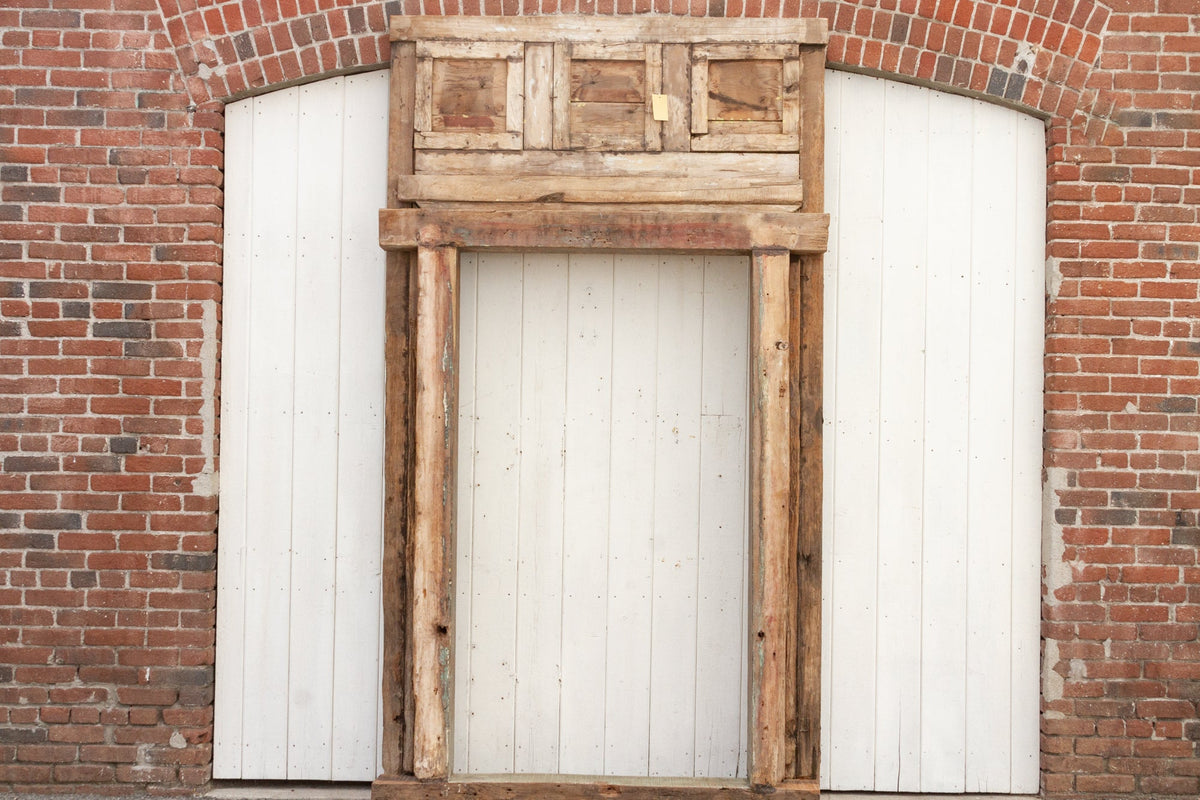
xmin=158 ymin=1 xmax=1112 ymax=129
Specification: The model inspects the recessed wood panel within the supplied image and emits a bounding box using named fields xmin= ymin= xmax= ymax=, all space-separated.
xmin=570 ymin=101 xmax=643 ymax=136
xmin=431 ymin=59 xmax=507 ymax=131
xmin=571 ymin=59 xmax=646 ymax=103
xmin=709 ymin=60 xmax=783 ymax=122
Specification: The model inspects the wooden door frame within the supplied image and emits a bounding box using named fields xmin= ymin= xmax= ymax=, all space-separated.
xmin=376 ymin=16 xmax=827 ymax=800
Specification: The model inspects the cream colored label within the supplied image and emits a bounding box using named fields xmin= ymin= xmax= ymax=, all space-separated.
xmin=651 ymin=93 xmax=669 ymax=121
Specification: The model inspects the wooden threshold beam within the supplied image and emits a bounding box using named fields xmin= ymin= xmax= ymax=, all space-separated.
xmin=373 ymin=778 xmax=819 ymax=800
xmin=379 ymin=209 xmax=828 ymax=254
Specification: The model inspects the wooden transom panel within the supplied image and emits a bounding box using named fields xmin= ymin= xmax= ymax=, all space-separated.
xmin=398 ymin=16 xmax=818 ymax=158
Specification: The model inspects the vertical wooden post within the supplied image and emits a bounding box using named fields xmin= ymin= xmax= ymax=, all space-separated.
xmin=382 ymin=39 xmax=416 ymax=779
xmin=661 ymin=44 xmax=690 ymax=151
xmin=411 ymin=243 xmax=457 ymax=780
xmin=750 ymin=247 xmax=791 ymax=789
xmin=793 ymin=41 xmax=826 ymax=782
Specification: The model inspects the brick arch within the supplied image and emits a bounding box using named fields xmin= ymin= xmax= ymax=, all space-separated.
xmin=159 ymin=2 xmax=1112 ymax=129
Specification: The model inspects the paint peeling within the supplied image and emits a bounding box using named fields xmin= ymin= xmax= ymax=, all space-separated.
xmin=193 ymin=298 xmax=219 ymax=497
xmin=1045 ymin=256 xmax=1063 ymax=301
xmin=1042 ymin=466 xmax=1071 ymax=711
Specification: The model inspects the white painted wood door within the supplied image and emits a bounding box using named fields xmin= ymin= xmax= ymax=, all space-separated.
xmin=453 ymin=253 xmax=750 ymax=779
xmin=820 ymin=71 xmax=1045 ymax=793
xmin=214 ymin=72 xmax=388 ymax=780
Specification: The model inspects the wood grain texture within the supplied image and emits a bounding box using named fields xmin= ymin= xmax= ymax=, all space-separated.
xmin=524 ymin=44 xmax=553 ymax=150
xmin=383 ymin=41 xmax=416 ymax=779
xmin=793 ymin=44 xmax=825 ymax=783
xmin=396 ymin=175 xmax=802 ymax=206
xmin=662 ymin=44 xmax=690 ymax=151
xmin=414 ymin=151 xmax=800 ymax=180
xmin=391 ymin=16 xmax=830 ymax=45
xmin=749 ymin=249 xmax=790 ymax=788
xmin=379 ymin=209 xmax=828 ymax=254
xmin=412 ymin=245 xmax=458 ymax=779
xmin=373 ymin=777 xmax=818 ymax=800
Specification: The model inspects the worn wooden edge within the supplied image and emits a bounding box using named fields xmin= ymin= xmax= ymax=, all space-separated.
xmin=372 ymin=777 xmax=818 ymax=800
xmin=410 ymin=245 xmax=458 ymax=779
xmin=693 ymin=42 xmax=799 ymax=60
xmin=414 ymin=131 xmax=523 ymax=150
xmin=413 ymin=151 xmax=801 ymax=179
xmin=382 ymin=40 xmax=416 ymax=780
xmin=413 ymin=202 xmax=802 ymax=215
xmin=662 ymin=43 xmax=690 ymax=151
xmin=524 ymin=43 xmax=553 ymax=150
xmin=395 ymin=175 xmax=804 ymax=205
xmin=794 ymin=42 xmax=825 ymax=782
xmin=644 ymin=43 xmax=663 ymax=152
xmin=794 ymin=253 xmax=823 ymax=782
xmin=691 ymin=133 xmax=801 ymax=152
xmin=390 ymin=15 xmax=830 ymax=45
xmin=748 ymin=249 xmax=790 ymax=787
xmin=379 ymin=209 xmax=828 ymax=254
xmin=382 ymin=252 xmax=409 ymax=779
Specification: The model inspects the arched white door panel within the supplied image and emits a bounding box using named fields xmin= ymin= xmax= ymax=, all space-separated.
xmin=215 ymin=72 xmax=388 ymax=780
xmin=821 ymin=71 xmax=1044 ymax=794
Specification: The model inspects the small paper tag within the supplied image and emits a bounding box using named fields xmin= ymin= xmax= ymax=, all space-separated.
xmin=651 ymin=94 xmax=669 ymax=121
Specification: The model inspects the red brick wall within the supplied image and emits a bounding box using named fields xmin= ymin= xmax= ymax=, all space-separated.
xmin=1 ymin=1 xmax=1197 ymax=796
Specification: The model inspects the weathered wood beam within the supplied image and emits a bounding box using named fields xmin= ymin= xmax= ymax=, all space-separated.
xmin=379 ymin=209 xmax=828 ymax=255
xmin=394 ymin=175 xmax=803 ymax=207
xmin=411 ymin=244 xmax=458 ymax=779
xmin=793 ymin=41 xmax=827 ymax=783
xmin=390 ymin=16 xmax=829 ymax=45
xmin=749 ymin=248 xmax=791 ymax=788
xmin=382 ymin=38 xmax=417 ymax=779
xmin=373 ymin=778 xmax=820 ymax=800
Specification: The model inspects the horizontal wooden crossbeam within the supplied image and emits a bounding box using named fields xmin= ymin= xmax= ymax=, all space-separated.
xmin=395 ymin=175 xmax=804 ymax=208
xmin=391 ymin=16 xmax=829 ymax=45
xmin=378 ymin=208 xmax=829 ymax=254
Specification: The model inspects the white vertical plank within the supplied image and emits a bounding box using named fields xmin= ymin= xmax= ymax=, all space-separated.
xmin=1010 ymin=112 xmax=1046 ymax=795
xmin=466 ymin=252 xmax=524 ymax=773
xmin=818 ymin=69 xmax=843 ymax=789
xmin=918 ymin=87 xmax=974 ymax=794
xmin=214 ymin=97 xmax=254 ymax=779
xmin=647 ymin=255 xmax=704 ymax=777
xmin=826 ymin=72 xmax=884 ymax=791
xmin=559 ymin=253 xmax=615 ymax=775
xmin=330 ymin=70 xmax=388 ymax=780
xmin=603 ymin=256 xmax=659 ymax=776
xmin=240 ymin=85 xmax=299 ymax=779
xmin=453 ymin=253 xmax=479 ymax=774
xmin=694 ymin=255 xmax=749 ymax=779
xmin=873 ymin=79 xmax=928 ymax=793
xmin=286 ymin=78 xmax=345 ymax=780
xmin=965 ymin=99 xmax=1018 ymax=793
xmin=513 ymin=253 xmax=568 ymax=774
